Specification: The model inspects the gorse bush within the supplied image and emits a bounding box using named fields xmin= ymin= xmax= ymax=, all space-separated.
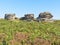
xmin=0 ymin=19 xmax=60 ymax=45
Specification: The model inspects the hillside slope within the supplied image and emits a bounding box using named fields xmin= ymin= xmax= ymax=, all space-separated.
xmin=0 ymin=19 xmax=60 ymax=45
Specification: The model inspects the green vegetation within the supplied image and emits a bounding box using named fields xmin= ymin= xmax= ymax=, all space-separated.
xmin=0 ymin=19 xmax=60 ymax=45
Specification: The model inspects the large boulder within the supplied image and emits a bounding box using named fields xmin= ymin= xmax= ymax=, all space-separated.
xmin=20 ymin=14 xmax=34 ymax=21
xmin=37 ymin=12 xmax=53 ymax=22
xmin=25 ymin=14 xmax=34 ymax=20
xmin=39 ymin=12 xmax=53 ymax=19
xmin=4 ymin=14 xmax=16 ymax=20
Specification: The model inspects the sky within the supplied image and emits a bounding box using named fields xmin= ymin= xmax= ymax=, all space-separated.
xmin=0 ymin=0 xmax=60 ymax=19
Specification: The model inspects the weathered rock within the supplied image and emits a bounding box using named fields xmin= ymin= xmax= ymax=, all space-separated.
xmin=20 ymin=14 xmax=34 ymax=21
xmin=20 ymin=17 xmax=25 ymax=20
xmin=39 ymin=12 xmax=53 ymax=19
xmin=5 ymin=14 xmax=16 ymax=20
xmin=37 ymin=12 xmax=53 ymax=22
xmin=25 ymin=14 xmax=34 ymax=19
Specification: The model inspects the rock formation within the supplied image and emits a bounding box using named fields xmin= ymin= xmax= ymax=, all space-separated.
xmin=4 ymin=12 xmax=54 ymax=22
xmin=5 ymin=14 xmax=16 ymax=20
xmin=20 ymin=14 xmax=34 ymax=21
xmin=37 ymin=12 xmax=53 ymax=22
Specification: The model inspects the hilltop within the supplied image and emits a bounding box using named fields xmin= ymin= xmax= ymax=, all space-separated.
xmin=0 ymin=19 xmax=60 ymax=45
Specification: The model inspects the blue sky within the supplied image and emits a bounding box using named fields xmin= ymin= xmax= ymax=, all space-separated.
xmin=0 ymin=0 xmax=60 ymax=19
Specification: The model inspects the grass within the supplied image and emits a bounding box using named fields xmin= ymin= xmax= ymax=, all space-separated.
xmin=0 ymin=19 xmax=60 ymax=45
